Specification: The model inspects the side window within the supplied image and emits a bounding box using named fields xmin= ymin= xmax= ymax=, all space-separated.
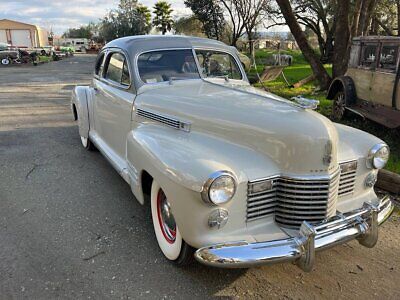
xmin=95 ymin=53 xmax=105 ymax=76
xmin=360 ymin=44 xmax=377 ymax=68
xmin=122 ymin=61 xmax=130 ymax=85
xmin=379 ymin=45 xmax=398 ymax=71
xmin=104 ymin=52 xmax=130 ymax=86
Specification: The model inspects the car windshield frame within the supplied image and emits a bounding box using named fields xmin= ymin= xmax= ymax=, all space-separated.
xmin=135 ymin=47 xmax=245 ymax=86
xmin=194 ymin=48 xmax=244 ymax=81
xmin=135 ymin=48 xmax=201 ymax=85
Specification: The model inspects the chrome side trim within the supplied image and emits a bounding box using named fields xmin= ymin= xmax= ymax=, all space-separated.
xmin=136 ymin=108 xmax=191 ymax=132
xmin=195 ymin=195 xmax=393 ymax=271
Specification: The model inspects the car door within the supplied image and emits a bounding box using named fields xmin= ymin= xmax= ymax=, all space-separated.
xmin=346 ymin=43 xmax=378 ymax=102
xmin=371 ymin=43 xmax=398 ymax=107
xmin=92 ymin=50 xmax=135 ymax=161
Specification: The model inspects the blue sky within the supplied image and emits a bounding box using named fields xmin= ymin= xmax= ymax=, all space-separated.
xmin=0 ymin=0 xmax=191 ymax=35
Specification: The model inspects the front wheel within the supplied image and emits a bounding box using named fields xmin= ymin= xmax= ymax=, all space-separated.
xmin=332 ymin=90 xmax=347 ymax=120
xmin=1 ymin=58 xmax=10 ymax=65
xmin=80 ymin=136 xmax=95 ymax=151
xmin=150 ymin=180 xmax=194 ymax=265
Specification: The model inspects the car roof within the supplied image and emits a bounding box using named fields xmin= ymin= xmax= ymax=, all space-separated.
xmin=353 ymin=36 xmax=400 ymax=42
xmin=104 ymin=35 xmax=237 ymax=56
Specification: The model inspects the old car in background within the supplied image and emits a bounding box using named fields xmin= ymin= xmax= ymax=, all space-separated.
xmin=0 ymin=42 xmax=36 ymax=65
xmin=71 ymin=36 xmax=393 ymax=271
xmin=328 ymin=36 xmax=400 ymax=128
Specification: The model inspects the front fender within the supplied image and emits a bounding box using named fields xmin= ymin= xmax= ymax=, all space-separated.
xmin=71 ymin=86 xmax=91 ymax=138
xmin=335 ymin=123 xmax=383 ymax=162
xmin=126 ymin=124 xmax=280 ymax=195
xmin=126 ymin=124 xmax=283 ymax=248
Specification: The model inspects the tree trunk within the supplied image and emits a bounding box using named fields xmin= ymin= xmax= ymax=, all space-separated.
xmin=364 ymin=0 xmax=377 ymax=35
xmin=357 ymin=0 xmax=370 ymax=36
xmin=397 ymin=0 xmax=400 ymax=36
xmin=276 ymin=0 xmax=331 ymax=90
xmin=333 ymin=0 xmax=351 ymax=78
xmin=351 ymin=0 xmax=362 ymax=38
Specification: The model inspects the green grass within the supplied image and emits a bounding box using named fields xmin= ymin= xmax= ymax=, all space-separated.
xmin=250 ymin=49 xmax=400 ymax=174
xmin=38 ymin=55 xmax=52 ymax=63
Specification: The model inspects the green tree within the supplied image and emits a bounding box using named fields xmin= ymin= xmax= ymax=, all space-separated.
xmin=184 ymin=0 xmax=225 ymax=40
xmin=153 ymin=1 xmax=174 ymax=35
xmin=137 ymin=4 xmax=152 ymax=33
xmin=99 ymin=0 xmax=152 ymax=42
xmin=174 ymin=16 xmax=205 ymax=37
xmin=63 ymin=23 xmax=95 ymax=39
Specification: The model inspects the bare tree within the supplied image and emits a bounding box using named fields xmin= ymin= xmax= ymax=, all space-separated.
xmin=234 ymin=0 xmax=271 ymax=55
xmin=267 ymin=0 xmax=336 ymax=63
xmin=220 ymin=0 xmax=246 ymax=47
xmin=276 ymin=0 xmax=332 ymax=90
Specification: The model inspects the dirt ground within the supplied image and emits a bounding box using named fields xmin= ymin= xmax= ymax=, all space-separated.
xmin=0 ymin=55 xmax=399 ymax=299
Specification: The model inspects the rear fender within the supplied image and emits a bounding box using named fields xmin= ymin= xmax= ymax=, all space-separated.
xmin=71 ymin=86 xmax=91 ymax=138
xmin=327 ymin=76 xmax=357 ymax=105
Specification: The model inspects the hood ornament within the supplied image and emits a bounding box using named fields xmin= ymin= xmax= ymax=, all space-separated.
xmin=292 ymin=96 xmax=319 ymax=110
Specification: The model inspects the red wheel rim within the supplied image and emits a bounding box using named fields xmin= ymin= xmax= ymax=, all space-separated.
xmin=157 ymin=189 xmax=176 ymax=244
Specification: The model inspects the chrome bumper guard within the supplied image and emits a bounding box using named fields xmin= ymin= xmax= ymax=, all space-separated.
xmin=194 ymin=196 xmax=394 ymax=271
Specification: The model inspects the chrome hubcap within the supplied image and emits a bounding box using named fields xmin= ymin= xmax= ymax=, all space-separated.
xmin=157 ymin=189 xmax=176 ymax=244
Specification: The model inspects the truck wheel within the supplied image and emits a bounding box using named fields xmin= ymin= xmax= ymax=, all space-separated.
xmin=80 ymin=136 xmax=95 ymax=151
xmin=332 ymin=90 xmax=347 ymax=120
xmin=151 ymin=180 xmax=194 ymax=265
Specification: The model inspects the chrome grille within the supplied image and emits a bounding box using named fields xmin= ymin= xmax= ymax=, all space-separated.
xmin=136 ymin=108 xmax=191 ymax=131
xmin=338 ymin=161 xmax=357 ymax=197
xmin=247 ymin=169 xmax=340 ymax=228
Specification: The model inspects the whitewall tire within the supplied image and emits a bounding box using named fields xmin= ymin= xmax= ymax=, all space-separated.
xmin=80 ymin=135 xmax=95 ymax=151
xmin=150 ymin=180 xmax=193 ymax=264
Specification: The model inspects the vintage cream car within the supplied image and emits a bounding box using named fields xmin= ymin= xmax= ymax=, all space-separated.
xmin=71 ymin=36 xmax=393 ymax=271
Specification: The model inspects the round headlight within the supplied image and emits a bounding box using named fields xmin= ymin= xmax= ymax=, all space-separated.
xmin=367 ymin=143 xmax=390 ymax=169
xmin=202 ymin=171 xmax=236 ymax=205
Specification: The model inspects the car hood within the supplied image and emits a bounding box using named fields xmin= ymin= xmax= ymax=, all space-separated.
xmin=136 ymin=80 xmax=339 ymax=175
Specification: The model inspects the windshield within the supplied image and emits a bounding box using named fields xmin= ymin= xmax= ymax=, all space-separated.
xmin=137 ymin=49 xmax=200 ymax=84
xmin=195 ymin=49 xmax=242 ymax=80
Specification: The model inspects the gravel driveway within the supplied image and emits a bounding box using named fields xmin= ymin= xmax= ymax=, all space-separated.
xmin=0 ymin=55 xmax=399 ymax=299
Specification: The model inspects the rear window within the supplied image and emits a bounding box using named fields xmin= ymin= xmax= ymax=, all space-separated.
xmin=137 ymin=50 xmax=200 ymax=84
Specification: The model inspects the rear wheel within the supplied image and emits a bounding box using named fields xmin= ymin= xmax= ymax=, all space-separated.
xmin=150 ymin=180 xmax=194 ymax=265
xmin=332 ymin=90 xmax=347 ymax=120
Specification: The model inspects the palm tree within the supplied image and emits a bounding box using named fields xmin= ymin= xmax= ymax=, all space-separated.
xmin=137 ymin=4 xmax=152 ymax=34
xmin=153 ymin=1 xmax=174 ymax=35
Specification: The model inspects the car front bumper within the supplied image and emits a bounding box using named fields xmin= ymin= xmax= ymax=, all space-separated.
xmin=194 ymin=196 xmax=394 ymax=271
